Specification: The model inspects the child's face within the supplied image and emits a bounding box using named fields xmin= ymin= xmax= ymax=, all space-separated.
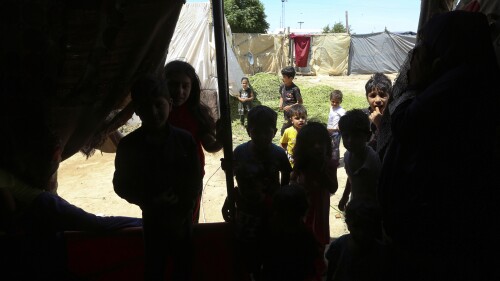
xmin=167 ymin=73 xmax=192 ymax=107
xmin=366 ymin=89 xmax=389 ymax=114
xmin=247 ymin=125 xmax=277 ymax=150
xmin=241 ymin=79 xmax=249 ymax=90
xmin=291 ymin=114 xmax=306 ymax=130
xmin=282 ymin=75 xmax=293 ymax=86
xmin=342 ymin=131 xmax=367 ymax=154
xmin=135 ymin=96 xmax=172 ymax=130
xmin=308 ymin=139 xmax=329 ymax=159
xmin=330 ymin=98 xmax=342 ymax=109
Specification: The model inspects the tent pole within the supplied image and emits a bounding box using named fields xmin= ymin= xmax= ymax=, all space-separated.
xmin=212 ymin=0 xmax=235 ymax=220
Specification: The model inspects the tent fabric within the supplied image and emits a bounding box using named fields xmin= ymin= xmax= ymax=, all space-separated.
xmin=232 ymin=33 xmax=288 ymax=75
xmin=455 ymin=0 xmax=500 ymax=68
xmin=309 ymin=34 xmax=351 ymax=76
xmin=234 ymin=31 xmax=412 ymax=76
xmin=0 ymin=0 xmax=183 ymax=160
xmin=65 ymin=223 xmax=250 ymax=281
xmin=290 ymin=35 xmax=311 ymax=67
xmin=348 ymin=31 xmax=416 ymax=75
xmin=418 ymin=0 xmax=455 ymax=33
xmin=2 ymin=223 xmax=251 ymax=280
xmin=165 ymin=3 xmax=245 ymax=99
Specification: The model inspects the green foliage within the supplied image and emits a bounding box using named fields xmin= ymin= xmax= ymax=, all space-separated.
xmin=301 ymin=85 xmax=335 ymax=122
xmin=228 ymin=72 xmax=281 ymax=121
xmin=323 ymin=24 xmax=331 ymax=33
xmin=224 ymin=0 xmax=269 ymax=33
xmin=322 ymin=22 xmax=348 ymax=33
xmin=230 ymin=115 xmax=250 ymax=147
xmin=228 ymin=72 xmax=281 ymax=146
xmin=332 ymin=22 xmax=347 ymax=33
xmin=248 ymin=72 xmax=281 ymax=104
xmin=228 ymin=73 xmax=368 ymax=147
xmin=300 ymin=85 xmax=367 ymax=123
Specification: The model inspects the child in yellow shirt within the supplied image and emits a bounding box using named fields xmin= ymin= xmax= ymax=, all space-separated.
xmin=280 ymin=104 xmax=307 ymax=167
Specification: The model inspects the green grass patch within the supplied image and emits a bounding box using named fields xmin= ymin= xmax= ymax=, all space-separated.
xmin=227 ymin=73 xmax=368 ymax=147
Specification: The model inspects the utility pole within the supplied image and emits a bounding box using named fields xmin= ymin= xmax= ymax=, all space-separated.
xmin=345 ymin=10 xmax=349 ymax=34
xmin=281 ymin=0 xmax=287 ymax=29
xmin=298 ymin=21 xmax=304 ymax=29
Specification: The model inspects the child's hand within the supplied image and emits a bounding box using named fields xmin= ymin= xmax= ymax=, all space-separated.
xmin=220 ymin=158 xmax=229 ymax=171
xmin=369 ymin=107 xmax=383 ymax=129
xmin=221 ymin=197 xmax=233 ymax=222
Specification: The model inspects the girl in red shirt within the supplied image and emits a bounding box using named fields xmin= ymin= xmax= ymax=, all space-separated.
xmin=164 ymin=61 xmax=223 ymax=223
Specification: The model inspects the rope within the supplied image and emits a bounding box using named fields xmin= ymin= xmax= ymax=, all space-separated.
xmin=200 ymin=166 xmax=222 ymax=223
xmin=329 ymin=204 xmax=342 ymax=214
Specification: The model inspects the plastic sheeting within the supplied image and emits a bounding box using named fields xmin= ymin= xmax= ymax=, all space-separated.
xmin=165 ymin=3 xmax=245 ymax=98
xmin=233 ymin=31 xmax=413 ymax=76
xmin=232 ymin=33 xmax=288 ymax=75
xmin=348 ymin=31 xmax=416 ymax=74
xmin=309 ymin=34 xmax=350 ymax=76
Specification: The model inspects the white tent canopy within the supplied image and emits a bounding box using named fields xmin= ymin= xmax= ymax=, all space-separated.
xmin=165 ymin=2 xmax=245 ymax=97
xmin=128 ymin=2 xmax=244 ymax=125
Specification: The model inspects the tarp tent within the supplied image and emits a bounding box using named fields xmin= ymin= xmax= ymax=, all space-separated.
xmin=233 ymin=31 xmax=409 ymax=76
xmin=309 ymin=33 xmax=351 ymax=76
xmin=348 ymin=31 xmax=416 ymax=74
xmin=165 ymin=2 xmax=245 ymax=100
xmin=232 ymin=33 xmax=351 ymax=76
xmin=232 ymin=33 xmax=288 ymax=75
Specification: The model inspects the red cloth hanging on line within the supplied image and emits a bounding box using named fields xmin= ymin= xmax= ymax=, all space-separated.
xmin=290 ymin=34 xmax=311 ymax=67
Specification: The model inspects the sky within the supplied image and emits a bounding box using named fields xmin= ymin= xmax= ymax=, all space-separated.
xmin=187 ymin=0 xmax=422 ymax=34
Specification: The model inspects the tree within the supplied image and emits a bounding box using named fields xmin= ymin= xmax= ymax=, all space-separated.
xmin=224 ymin=0 xmax=269 ymax=33
xmin=332 ymin=22 xmax=347 ymax=33
xmin=322 ymin=22 xmax=349 ymax=33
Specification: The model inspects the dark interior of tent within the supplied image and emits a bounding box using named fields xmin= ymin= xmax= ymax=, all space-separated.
xmin=0 ymin=1 xmax=247 ymax=280
xmin=1 ymin=0 xmax=499 ymax=280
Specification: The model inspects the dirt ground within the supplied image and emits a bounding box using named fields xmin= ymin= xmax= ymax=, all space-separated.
xmin=57 ymin=74 xmax=397 ymax=239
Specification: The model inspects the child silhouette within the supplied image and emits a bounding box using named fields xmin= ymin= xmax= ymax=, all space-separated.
xmin=113 ymin=75 xmax=202 ymax=281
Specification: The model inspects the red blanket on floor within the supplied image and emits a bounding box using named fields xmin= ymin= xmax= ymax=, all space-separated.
xmin=65 ymin=223 xmax=250 ymax=281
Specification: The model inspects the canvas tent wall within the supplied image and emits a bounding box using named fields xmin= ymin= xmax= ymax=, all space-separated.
xmin=232 ymin=33 xmax=288 ymax=75
xmin=309 ymin=34 xmax=350 ymax=76
xmin=234 ymin=31 xmax=412 ymax=76
xmin=233 ymin=33 xmax=351 ymax=76
xmin=348 ymin=31 xmax=416 ymax=75
xmin=165 ymin=2 xmax=244 ymax=104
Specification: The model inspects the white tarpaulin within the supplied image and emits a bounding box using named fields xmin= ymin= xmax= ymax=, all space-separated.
xmin=309 ymin=34 xmax=350 ymax=76
xmin=232 ymin=33 xmax=288 ymax=75
xmin=165 ymin=2 xmax=245 ymax=97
